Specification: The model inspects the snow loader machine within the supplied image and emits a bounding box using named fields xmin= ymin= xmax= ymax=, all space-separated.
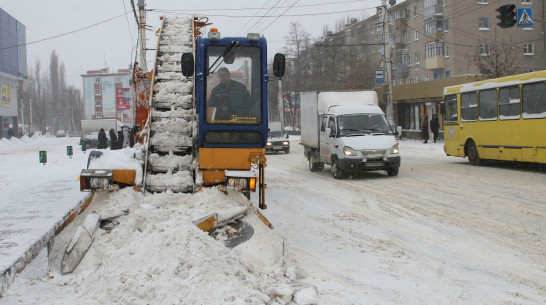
xmin=70 ymin=16 xmax=286 ymax=272
xmin=81 ymin=16 xmax=285 ymax=205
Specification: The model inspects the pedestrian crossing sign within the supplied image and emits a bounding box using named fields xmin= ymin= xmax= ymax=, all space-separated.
xmin=517 ymin=8 xmax=534 ymax=27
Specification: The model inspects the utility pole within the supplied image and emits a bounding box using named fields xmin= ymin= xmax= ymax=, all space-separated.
xmin=381 ymin=0 xmax=395 ymax=129
xmin=138 ymin=0 xmax=147 ymax=72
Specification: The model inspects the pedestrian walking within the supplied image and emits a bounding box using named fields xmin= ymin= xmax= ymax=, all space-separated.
xmin=421 ymin=115 xmax=429 ymax=144
xmin=430 ymin=114 xmax=440 ymax=143
xmin=109 ymin=129 xmax=118 ymax=150
xmin=7 ymin=127 xmax=14 ymax=139
xmin=122 ymin=126 xmax=130 ymax=148
xmin=97 ymin=128 xmax=108 ymax=149
xmin=117 ymin=130 xmax=124 ymax=149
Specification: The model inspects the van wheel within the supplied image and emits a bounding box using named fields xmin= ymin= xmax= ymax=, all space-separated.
xmin=467 ymin=140 xmax=482 ymax=166
xmin=387 ymin=166 xmax=399 ymax=176
xmin=309 ymin=152 xmax=318 ymax=172
xmin=331 ymin=158 xmax=344 ymax=179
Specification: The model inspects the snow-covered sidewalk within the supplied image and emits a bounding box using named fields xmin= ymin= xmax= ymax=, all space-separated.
xmin=0 ymin=135 xmax=89 ymax=295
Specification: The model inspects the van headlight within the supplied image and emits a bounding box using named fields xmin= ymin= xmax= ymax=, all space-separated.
xmin=282 ymin=141 xmax=289 ymax=146
xmin=343 ymin=146 xmax=357 ymax=156
xmin=390 ymin=143 xmax=399 ymax=154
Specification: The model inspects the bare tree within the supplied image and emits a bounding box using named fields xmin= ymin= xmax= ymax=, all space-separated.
xmin=469 ymin=38 xmax=518 ymax=78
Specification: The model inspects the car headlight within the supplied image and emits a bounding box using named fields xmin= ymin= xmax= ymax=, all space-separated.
xmin=282 ymin=141 xmax=289 ymax=146
xmin=390 ymin=143 xmax=399 ymax=154
xmin=343 ymin=146 xmax=357 ymax=156
xmin=266 ymin=142 xmax=272 ymax=146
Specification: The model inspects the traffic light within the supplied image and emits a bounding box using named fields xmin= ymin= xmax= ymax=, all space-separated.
xmin=496 ymin=4 xmax=516 ymax=28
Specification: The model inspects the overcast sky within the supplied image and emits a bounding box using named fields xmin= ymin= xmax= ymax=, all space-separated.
xmin=0 ymin=0 xmax=398 ymax=91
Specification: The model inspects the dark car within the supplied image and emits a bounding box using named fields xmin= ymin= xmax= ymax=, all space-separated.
xmin=266 ymin=131 xmax=290 ymax=154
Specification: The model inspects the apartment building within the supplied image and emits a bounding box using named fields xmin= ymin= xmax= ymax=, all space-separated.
xmin=0 ymin=8 xmax=27 ymax=139
xmin=81 ymin=68 xmax=132 ymax=124
xmin=321 ymin=0 xmax=545 ymax=138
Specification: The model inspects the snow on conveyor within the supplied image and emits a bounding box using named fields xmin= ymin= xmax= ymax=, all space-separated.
xmin=145 ymin=17 xmax=196 ymax=193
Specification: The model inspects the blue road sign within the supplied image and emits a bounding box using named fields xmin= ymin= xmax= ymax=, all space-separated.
xmin=517 ymin=8 xmax=534 ymax=27
xmin=375 ymin=69 xmax=385 ymax=84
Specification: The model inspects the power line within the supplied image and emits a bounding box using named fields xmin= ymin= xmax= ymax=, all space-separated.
xmin=235 ymin=0 xmax=276 ymax=36
xmin=0 ymin=12 xmax=129 ymax=51
xmin=260 ymin=0 xmax=304 ymax=33
xmin=150 ymin=7 xmax=372 ymax=18
xmin=122 ymin=0 xmax=136 ymax=47
xmin=152 ymin=0 xmax=370 ymax=12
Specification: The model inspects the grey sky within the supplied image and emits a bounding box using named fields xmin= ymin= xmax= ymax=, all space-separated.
xmin=0 ymin=0 xmax=391 ymax=90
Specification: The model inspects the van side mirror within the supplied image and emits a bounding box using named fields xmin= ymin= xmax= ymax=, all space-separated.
xmin=273 ymin=53 xmax=285 ymax=78
xmin=181 ymin=53 xmax=194 ymax=77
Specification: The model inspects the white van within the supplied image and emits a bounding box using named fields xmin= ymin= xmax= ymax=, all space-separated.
xmin=301 ymin=91 xmax=400 ymax=178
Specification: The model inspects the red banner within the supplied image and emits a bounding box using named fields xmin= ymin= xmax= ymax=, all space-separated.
xmin=116 ymin=88 xmax=131 ymax=110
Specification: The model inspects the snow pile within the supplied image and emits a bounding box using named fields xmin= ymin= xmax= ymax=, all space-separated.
xmin=48 ymin=188 xmax=314 ymax=304
xmin=87 ymin=148 xmax=144 ymax=185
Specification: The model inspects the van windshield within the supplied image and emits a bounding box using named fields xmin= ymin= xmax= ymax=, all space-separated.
xmin=338 ymin=114 xmax=391 ymax=136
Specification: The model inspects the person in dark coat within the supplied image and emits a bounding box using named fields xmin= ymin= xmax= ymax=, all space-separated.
xmin=430 ymin=114 xmax=440 ymax=143
xmin=129 ymin=125 xmax=137 ymax=147
xmin=117 ymin=130 xmax=124 ymax=149
xmin=207 ymin=67 xmax=252 ymax=121
xmin=109 ymin=129 xmax=118 ymax=150
xmin=421 ymin=115 xmax=429 ymax=144
xmin=97 ymin=128 xmax=108 ymax=149
xmin=7 ymin=127 xmax=14 ymax=139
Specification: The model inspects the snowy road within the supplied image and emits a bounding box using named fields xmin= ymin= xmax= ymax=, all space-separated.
xmin=1 ymin=136 xmax=545 ymax=304
xmin=264 ymin=138 xmax=546 ymax=304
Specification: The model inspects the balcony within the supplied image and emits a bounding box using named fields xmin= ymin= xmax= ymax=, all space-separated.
xmin=426 ymin=56 xmax=444 ymax=70
xmin=395 ymin=64 xmax=410 ymax=76
xmin=395 ymin=18 xmax=407 ymax=32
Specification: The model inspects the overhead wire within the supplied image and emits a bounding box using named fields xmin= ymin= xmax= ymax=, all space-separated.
xmin=0 ymin=12 xmax=129 ymax=51
xmin=259 ymin=0 xmax=303 ymax=33
xmin=235 ymin=0 xmax=276 ymax=36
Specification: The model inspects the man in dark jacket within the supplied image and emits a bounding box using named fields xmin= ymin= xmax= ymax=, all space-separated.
xmin=207 ymin=67 xmax=252 ymax=122
xmin=430 ymin=114 xmax=440 ymax=143
xmin=421 ymin=115 xmax=429 ymax=144
xmin=109 ymin=129 xmax=118 ymax=150
xmin=98 ymin=128 xmax=108 ymax=149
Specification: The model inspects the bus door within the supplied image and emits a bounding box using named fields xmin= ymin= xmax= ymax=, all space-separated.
xmin=443 ymin=94 xmax=463 ymax=157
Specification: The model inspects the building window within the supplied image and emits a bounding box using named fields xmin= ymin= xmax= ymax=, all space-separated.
xmin=415 ymin=52 xmax=420 ymax=63
xmin=521 ymin=0 xmax=531 ymax=4
xmin=425 ymin=74 xmax=430 ymax=81
xmin=405 ymin=33 xmax=410 ymax=44
xmin=426 ymin=41 xmax=444 ymax=58
xmin=444 ymin=18 xmax=449 ymax=31
xmin=480 ymin=43 xmax=491 ymax=56
xmin=445 ymin=70 xmax=451 ymax=78
xmin=445 ymin=46 xmax=450 ymax=57
xmin=479 ymin=17 xmax=490 ymax=30
xmin=414 ymin=30 xmax=419 ymax=41
xmin=96 ymin=112 xmax=103 ymax=118
xmin=523 ymin=44 xmax=534 ymax=55
xmin=115 ymin=76 xmax=122 ymax=83
xmin=95 ymin=89 xmax=101 ymax=95
xmin=414 ymin=6 xmax=418 ymax=16
xmin=433 ymin=72 xmax=442 ymax=80
xmin=443 ymin=0 xmax=448 ymax=6
xmin=94 ymin=77 xmax=101 ymax=83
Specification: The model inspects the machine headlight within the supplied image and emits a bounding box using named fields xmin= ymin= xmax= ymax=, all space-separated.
xmin=391 ymin=143 xmax=399 ymax=154
xmin=266 ymin=142 xmax=272 ymax=146
xmin=282 ymin=141 xmax=289 ymax=146
xmin=343 ymin=146 xmax=357 ymax=156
